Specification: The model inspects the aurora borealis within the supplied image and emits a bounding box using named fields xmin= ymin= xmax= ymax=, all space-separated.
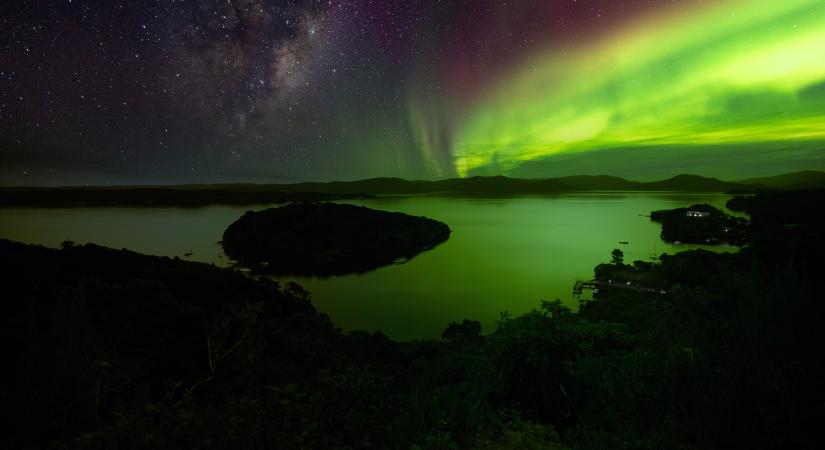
xmin=2 ymin=0 xmax=823 ymax=184
xmin=445 ymin=0 xmax=825 ymax=178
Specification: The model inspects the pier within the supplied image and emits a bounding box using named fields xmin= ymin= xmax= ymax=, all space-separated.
xmin=573 ymin=279 xmax=667 ymax=297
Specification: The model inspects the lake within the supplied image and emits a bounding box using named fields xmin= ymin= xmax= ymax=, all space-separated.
xmin=0 ymin=193 xmax=738 ymax=340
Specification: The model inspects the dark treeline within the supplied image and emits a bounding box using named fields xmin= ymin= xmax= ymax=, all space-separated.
xmin=3 ymin=171 xmax=823 ymax=207
xmin=222 ymin=203 xmax=451 ymax=276
xmin=0 ymin=187 xmax=367 ymax=207
xmin=727 ymin=189 xmax=825 ymax=231
xmin=3 ymin=189 xmax=824 ymax=449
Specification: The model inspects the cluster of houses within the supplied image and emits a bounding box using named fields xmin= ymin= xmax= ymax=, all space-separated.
xmin=685 ymin=210 xmax=710 ymax=218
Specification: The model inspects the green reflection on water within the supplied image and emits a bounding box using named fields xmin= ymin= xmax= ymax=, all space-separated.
xmin=0 ymin=193 xmax=736 ymax=340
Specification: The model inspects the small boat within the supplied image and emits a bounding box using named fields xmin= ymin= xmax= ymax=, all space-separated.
xmin=183 ymin=250 xmax=194 ymax=257
xmin=619 ymin=241 xmax=629 ymax=245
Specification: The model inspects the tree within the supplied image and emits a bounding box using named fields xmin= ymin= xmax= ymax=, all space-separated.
xmin=442 ymin=319 xmax=482 ymax=341
xmin=610 ymin=248 xmax=624 ymax=266
xmin=633 ymin=260 xmax=653 ymax=271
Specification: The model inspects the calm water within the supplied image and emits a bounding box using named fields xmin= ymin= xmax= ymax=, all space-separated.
xmin=0 ymin=193 xmax=738 ymax=340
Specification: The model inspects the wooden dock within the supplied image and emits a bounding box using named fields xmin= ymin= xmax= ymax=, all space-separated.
xmin=574 ymin=279 xmax=667 ymax=297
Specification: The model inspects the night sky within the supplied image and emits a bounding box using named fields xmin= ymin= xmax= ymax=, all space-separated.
xmin=2 ymin=0 xmax=824 ymax=185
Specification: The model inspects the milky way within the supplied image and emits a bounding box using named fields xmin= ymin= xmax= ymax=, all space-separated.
xmin=1 ymin=0 xmax=823 ymax=185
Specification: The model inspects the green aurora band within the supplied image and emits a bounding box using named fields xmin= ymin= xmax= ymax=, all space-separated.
xmin=441 ymin=0 xmax=825 ymax=177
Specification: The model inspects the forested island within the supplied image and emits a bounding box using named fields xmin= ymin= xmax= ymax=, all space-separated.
xmin=650 ymin=203 xmax=749 ymax=245
xmin=221 ymin=202 xmax=451 ymax=276
xmin=3 ymin=189 xmax=823 ymax=449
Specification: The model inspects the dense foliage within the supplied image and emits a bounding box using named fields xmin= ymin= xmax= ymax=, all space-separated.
xmin=221 ymin=202 xmax=450 ymax=276
xmin=3 ymin=190 xmax=823 ymax=449
xmin=650 ymin=203 xmax=748 ymax=245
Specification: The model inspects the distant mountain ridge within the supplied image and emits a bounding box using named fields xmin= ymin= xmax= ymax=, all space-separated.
xmin=642 ymin=174 xmax=748 ymax=192
xmin=278 ymin=175 xmax=572 ymax=195
xmin=2 ymin=171 xmax=821 ymax=207
xmin=555 ymin=175 xmax=640 ymax=190
xmin=554 ymin=174 xmax=760 ymax=192
xmin=266 ymin=173 xmax=761 ymax=194
xmin=735 ymin=170 xmax=825 ymax=189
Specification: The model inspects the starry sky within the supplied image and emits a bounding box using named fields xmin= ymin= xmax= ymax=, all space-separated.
xmin=1 ymin=0 xmax=823 ymax=185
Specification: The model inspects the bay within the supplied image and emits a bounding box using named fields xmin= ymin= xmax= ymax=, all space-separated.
xmin=0 ymin=192 xmax=737 ymax=340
